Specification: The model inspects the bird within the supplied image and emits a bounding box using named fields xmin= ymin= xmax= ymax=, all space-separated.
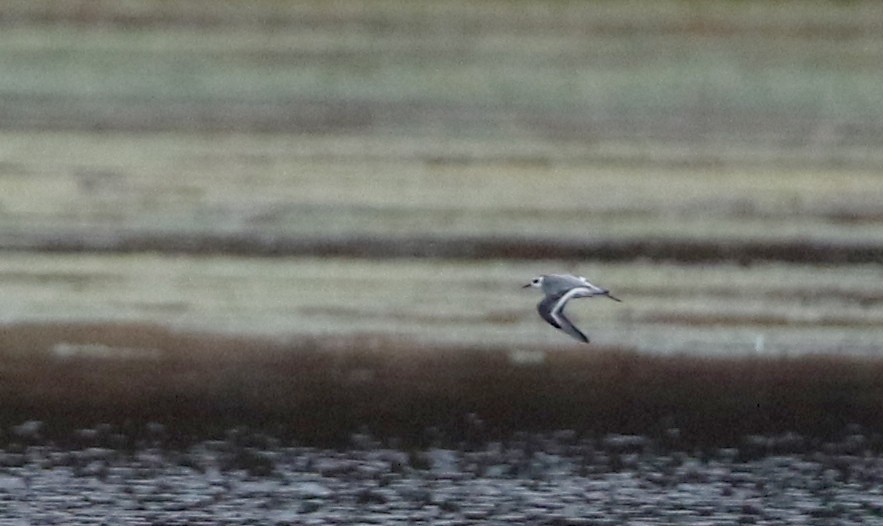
xmin=523 ymin=274 xmax=620 ymax=343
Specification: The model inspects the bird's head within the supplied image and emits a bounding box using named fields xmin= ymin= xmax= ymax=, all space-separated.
xmin=522 ymin=276 xmax=544 ymax=289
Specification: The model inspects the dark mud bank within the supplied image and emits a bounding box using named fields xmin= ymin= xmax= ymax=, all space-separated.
xmin=6 ymin=231 xmax=883 ymax=264
xmin=3 ymin=323 xmax=883 ymax=449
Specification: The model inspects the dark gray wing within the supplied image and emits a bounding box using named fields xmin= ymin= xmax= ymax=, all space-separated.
xmin=537 ymin=294 xmax=563 ymax=329
xmin=537 ymin=288 xmax=591 ymax=343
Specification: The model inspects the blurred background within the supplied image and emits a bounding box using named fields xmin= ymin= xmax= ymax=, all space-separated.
xmin=1 ymin=0 xmax=883 ymax=356
xmin=3 ymin=3 xmax=883 ymax=523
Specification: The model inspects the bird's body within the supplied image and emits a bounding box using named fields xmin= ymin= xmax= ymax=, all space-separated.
xmin=523 ymin=274 xmax=620 ymax=343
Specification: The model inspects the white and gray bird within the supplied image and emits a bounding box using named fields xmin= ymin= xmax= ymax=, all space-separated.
xmin=523 ymin=274 xmax=621 ymax=343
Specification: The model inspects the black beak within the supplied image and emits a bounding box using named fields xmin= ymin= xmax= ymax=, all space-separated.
xmin=605 ymin=292 xmax=622 ymax=302
xmin=522 ymin=283 xmax=532 ymax=288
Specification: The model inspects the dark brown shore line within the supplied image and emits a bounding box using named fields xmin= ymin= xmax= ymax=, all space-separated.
xmin=2 ymin=322 xmax=882 ymax=449
xmin=3 ymin=231 xmax=883 ymax=264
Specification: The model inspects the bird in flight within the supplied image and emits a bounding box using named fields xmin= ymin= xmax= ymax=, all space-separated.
xmin=523 ymin=274 xmax=620 ymax=343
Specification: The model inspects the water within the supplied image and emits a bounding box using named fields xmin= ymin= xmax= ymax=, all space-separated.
xmin=1 ymin=431 xmax=881 ymax=525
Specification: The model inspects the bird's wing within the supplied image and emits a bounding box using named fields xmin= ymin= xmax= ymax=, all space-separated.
xmin=554 ymin=310 xmax=590 ymax=343
xmin=537 ymin=294 xmax=562 ymax=329
xmin=537 ymin=287 xmax=593 ymax=343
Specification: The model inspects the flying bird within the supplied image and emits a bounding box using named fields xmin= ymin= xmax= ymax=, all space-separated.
xmin=523 ymin=274 xmax=620 ymax=343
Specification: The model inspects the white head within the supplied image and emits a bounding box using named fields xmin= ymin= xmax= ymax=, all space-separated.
xmin=522 ymin=276 xmax=545 ymax=289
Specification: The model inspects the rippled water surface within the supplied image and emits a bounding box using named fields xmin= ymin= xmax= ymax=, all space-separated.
xmin=2 ymin=432 xmax=882 ymax=525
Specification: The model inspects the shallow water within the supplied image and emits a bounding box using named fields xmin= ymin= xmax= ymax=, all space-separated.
xmin=2 ymin=431 xmax=881 ymax=525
